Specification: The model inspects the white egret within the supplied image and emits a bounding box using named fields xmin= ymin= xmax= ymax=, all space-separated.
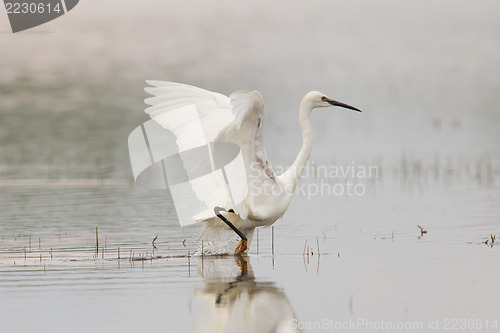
xmin=145 ymin=81 xmax=361 ymax=255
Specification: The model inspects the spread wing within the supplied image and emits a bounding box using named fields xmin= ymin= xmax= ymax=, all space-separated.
xmin=145 ymin=81 xmax=234 ymax=150
xmin=144 ymin=81 xmax=275 ymax=223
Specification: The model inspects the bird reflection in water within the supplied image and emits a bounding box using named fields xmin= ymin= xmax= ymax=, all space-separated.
xmin=191 ymin=256 xmax=302 ymax=333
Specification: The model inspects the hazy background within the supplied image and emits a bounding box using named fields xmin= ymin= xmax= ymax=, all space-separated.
xmin=1 ymin=0 xmax=499 ymax=182
xmin=1 ymin=1 xmax=499 ymax=332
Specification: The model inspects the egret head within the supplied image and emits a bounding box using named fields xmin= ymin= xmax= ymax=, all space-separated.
xmin=305 ymin=91 xmax=362 ymax=112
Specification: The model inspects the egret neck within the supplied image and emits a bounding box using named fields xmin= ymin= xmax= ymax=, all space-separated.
xmin=278 ymin=96 xmax=314 ymax=192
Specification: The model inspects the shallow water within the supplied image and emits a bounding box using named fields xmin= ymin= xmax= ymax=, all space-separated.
xmin=1 ymin=181 xmax=499 ymax=332
xmin=1 ymin=0 xmax=500 ymax=332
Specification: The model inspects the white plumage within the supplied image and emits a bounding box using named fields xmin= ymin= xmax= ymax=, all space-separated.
xmin=144 ymin=81 xmax=361 ymax=254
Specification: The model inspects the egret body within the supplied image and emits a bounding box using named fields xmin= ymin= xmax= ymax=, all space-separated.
xmin=145 ymin=82 xmax=361 ymax=255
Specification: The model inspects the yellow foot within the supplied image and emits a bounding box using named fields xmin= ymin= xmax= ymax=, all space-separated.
xmin=235 ymin=239 xmax=248 ymax=256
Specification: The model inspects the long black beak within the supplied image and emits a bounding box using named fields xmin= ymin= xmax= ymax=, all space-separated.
xmin=327 ymin=98 xmax=362 ymax=112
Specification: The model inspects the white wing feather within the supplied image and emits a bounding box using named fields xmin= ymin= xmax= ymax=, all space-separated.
xmin=145 ymin=81 xmax=234 ymax=146
xmin=144 ymin=81 xmax=275 ymax=224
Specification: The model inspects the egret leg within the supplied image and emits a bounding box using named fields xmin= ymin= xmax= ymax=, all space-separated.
xmin=214 ymin=206 xmax=247 ymax=256
xmin=235 ymin=239 xmax=248 ymax=256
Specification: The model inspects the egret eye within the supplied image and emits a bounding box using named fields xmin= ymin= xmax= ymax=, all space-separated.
xmin=321 ymin=96 xmax=327 ymax=102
